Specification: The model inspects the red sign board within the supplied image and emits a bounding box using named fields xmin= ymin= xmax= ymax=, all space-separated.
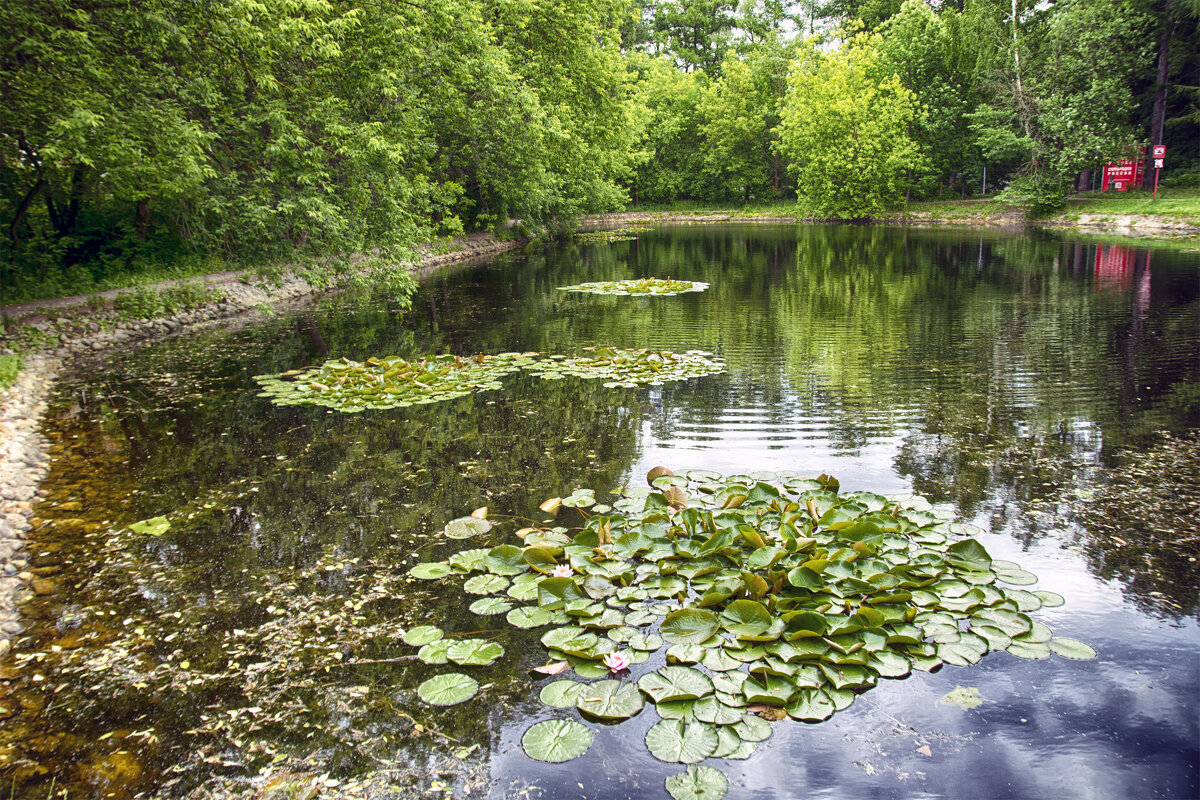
xmin=1152 ymin=144 xmax=1166 ymax=159
xmin=1102 ymin=159 xmax=1144 ymax=192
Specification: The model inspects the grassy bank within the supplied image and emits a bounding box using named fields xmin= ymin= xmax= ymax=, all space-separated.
xmin=625 ymin=188 xmax=1200 ymax=224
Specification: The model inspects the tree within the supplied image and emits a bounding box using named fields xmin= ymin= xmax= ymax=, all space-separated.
xmin=653 ymin=0 xmax=739 ymax=75
xmin=778 ymin=34 xmax=925 ymax=217
xmin=698 ymin=38 xmax=793 ymax=200
xmin=877 ymin=0 xmax=980 ymax=198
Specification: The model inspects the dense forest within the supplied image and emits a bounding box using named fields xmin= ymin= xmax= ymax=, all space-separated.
xmin=2 ymin=0 xmax=1197 ymax=300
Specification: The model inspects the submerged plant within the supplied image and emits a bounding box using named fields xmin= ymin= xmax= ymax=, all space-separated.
xmin=557 ymin=277 xmax=709 ymax=296
xmin=409 ymin=468 xmax=1095 ymax=798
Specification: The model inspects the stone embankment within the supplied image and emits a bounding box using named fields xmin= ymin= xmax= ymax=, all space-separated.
xmin=0 ymin=231 xmax=524 ymax=653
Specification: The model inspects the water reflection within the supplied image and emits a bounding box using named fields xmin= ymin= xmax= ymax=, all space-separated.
xmin=1 ymin=224 xmax=1197 ymax=799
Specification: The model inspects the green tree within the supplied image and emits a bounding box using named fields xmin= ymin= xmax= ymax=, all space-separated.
xmin=653 ymin=0 xmax=739 ymax=74
xmin=697 ymin=38 xmax=793 ymax=200
xmin=778 ymin=34 xmax=925 ymax=217
xmin=877 ymin=0 xmax=980 ymax=198
xmin=626 ymin=55 xmax=709 ymax=202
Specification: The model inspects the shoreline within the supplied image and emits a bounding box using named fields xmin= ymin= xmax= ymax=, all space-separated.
xmin=0 ymin=231 xmax=527 ymax=654
xmin=0 ymin=212 xmax=1196 ymax=653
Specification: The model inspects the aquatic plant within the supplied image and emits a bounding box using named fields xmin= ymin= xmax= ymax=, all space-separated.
xmin=408 ymin=468 xmax=1095 ymax=798
xmin=253 ymin=352 xmax=536 ymax=411
xmin=254 ymin=348 xmax=726 ymax=410
xmin=557 ymin=277 xmax=709 ymax=296
xmin=523 ymin=348 xmax=724 ymax=388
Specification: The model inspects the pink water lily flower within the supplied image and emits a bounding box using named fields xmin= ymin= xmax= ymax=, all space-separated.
xmin=552 ymin=564 xmax=574 ymax=577
xmin=603 ymin=651 xmax=631 ymax=673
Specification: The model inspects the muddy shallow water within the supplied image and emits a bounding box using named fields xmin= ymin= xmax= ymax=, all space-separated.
xmin=2 ymin=224 xmax=1197 ymax=799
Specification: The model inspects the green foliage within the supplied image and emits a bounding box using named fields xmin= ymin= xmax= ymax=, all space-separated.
xmin=779 ymin=35 xmax=925 ymax=217
xmin=1 ymin=0 xmax=634 ymax=297
xmin=112 ymin=282 xmax=225 ymax=320
xmin=0 ymin=354 xmax=21 ymax=389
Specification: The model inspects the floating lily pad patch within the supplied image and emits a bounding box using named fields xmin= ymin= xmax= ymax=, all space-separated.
xmin=573 ymin=231 xmax=637 ymax=244
xmin=254 ymin=352 xmax=532 ymax=412
xmin=558 ymin=277 xmax=710 ymax=296
xmin=411 ymin=468 xmax=1095 ymax=796
xmin=523 ymin=347 xmax=725 ymax=388
xmin=256 ymin=347 xmax=723 ymax=412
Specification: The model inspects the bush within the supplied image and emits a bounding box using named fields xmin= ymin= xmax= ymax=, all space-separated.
xmin=997 ymin=176 xmax=1068 ymax=217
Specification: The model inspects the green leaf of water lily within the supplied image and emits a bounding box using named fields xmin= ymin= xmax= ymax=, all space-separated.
xmin=645 ymin=719 xmax=720 ymax=764
xmin=540 ymin=679 xmax=585 ymax=708
xmin=575 ymin=679 xmax=646 ymax=721
xmin=638 ymin=666 xmax=715 ymax=703
xmin=661 ymin=608 xmax=721 ymax=645
xmin=417 ymin=673 xmax=478 ymax=706
xmin=447 ymin=638 xmax=504 ymax=666
xmin=665 ymin=765 xmax=729 ymax=800
xmin=403 ymin=625 xmax=443 ymax=646
xmin=445 ymin=516 xmax=494 ymax=539
xmin=522 ymin=719 xmax=593 ymax=763
xmin=1048 ymin=637 xmax=1097 ymax=660
xmin=128 ymin=516 xmax=171 ymax=536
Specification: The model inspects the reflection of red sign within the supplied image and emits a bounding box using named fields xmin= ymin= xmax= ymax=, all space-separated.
xmin=1095 ymin=244 xmax=1134 ymax=287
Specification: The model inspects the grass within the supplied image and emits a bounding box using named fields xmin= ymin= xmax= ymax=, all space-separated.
xmin=1063 ymin=187 xmax=1200 ymax=218
xmin=624 ymin=188 xmax=1200 ymax=223
xmin=0 ymin=354 xmax=20 ymax=389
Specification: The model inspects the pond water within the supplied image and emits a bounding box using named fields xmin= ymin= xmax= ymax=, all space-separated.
xmin=3 ymin=224 xmax=1198 ymax=800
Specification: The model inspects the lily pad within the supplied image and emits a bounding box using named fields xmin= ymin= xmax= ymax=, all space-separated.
xmin=661 ymin=608 xmax=721 ymax=645
xmin=575 ymin=679 xmax=646 ymax=721
xmin=639 ymin=667 xmax=715 ymax=704
xmin=128 ymin=516 xmax=171 ymax=536
xmin=409 ymin=562 xmax=452 ymax=580
xmin=447 ymin=638 xmax=504 ymax=666
xmin=507 ymin=606 xmax=555 ymax=629
xmin=1048 ymin=637 xmax=1097 ymax=660
xmin=524 ymin=347 xmax=725 ymax=388
xmin=540 ymin=679 xmax=585 ymax=708
xmin=445 ymin=516 xmax=495 ymax=539
xmin=645 ymin=719 xmax=720 ymax=764
xmin=255 ymin=353 xmax=527 ymax=413
xmin=417 ymin=639 xmax=452 ymax=664
xmin=665 ymin=765 xmax=729 ymax=800
xmin=469 ymin=597 xmax=513 ymax=616
xmin=417 ymin=673 xmax=478 ymax=706
xmin=522 ymin=719 xmax=593 ymax=763
xmin=403 ymin=625 xmax=444 ymax=647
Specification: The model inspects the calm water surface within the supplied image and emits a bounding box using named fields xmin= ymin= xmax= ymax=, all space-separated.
xmin=2 ymin=224 xmax=1197 ymax=799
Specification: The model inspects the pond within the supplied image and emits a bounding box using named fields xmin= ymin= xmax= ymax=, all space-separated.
xmin=2 ymin=224 xmax=1198 ymax=800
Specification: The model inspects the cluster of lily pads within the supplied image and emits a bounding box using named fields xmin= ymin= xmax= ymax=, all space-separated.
xmin=253 ymin=353 xmax=532 ymax=412
xmin=407 ymin=469 xmax=1095 ymax=799
xmin=253 ymin=349 xmax=725 ymax=412
xmin=572 ymin=229 xmax=645 ymax=244
xmin=558 ymin=277 xmax=710 ymax=296
xmin=524 ymin=348 xmax=725 ymax=389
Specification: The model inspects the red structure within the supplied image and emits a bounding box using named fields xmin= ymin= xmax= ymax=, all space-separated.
xmin=1101 ymin=158 xmax=1144 ymax=191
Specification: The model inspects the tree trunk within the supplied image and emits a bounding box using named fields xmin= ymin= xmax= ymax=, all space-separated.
xmin=8 ymin=177 xmax=45 ymax=252
xmin=1143 ymin=0 xmax=1175 ymax=187
xmin=136 ymin=198 xmax=151 ymax=239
